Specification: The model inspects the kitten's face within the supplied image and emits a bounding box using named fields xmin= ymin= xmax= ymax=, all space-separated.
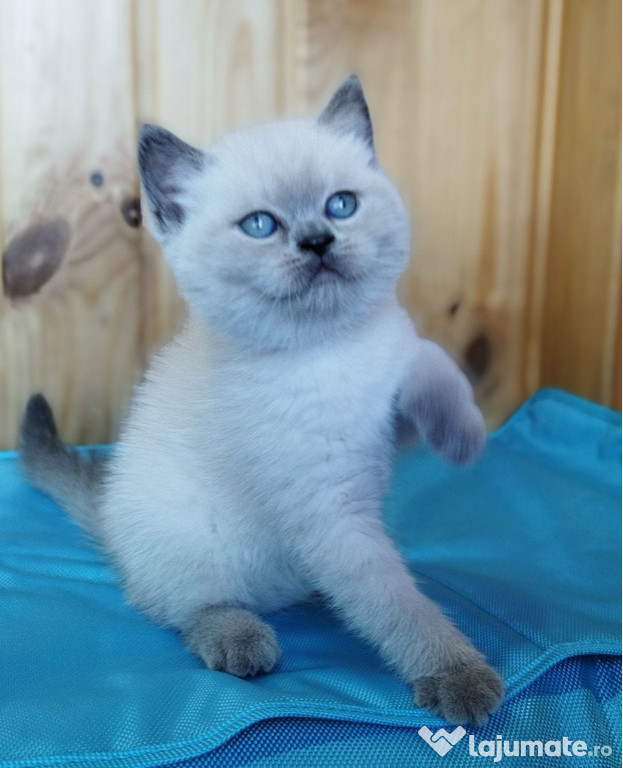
xmin=139 ymin=77 xmax=410 ymax=350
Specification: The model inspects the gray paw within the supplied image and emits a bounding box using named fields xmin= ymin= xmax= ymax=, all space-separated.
xmin=183 ymin=606 xmax=281 ymax=677
xmin=411 ymin=659 xmax=504 ymax=726
xmin=414 ymin=393 xmax=486 ymax=465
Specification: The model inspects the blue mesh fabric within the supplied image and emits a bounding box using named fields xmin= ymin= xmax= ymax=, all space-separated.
xmin=0 ymin=389 xmax=620 ymax=767
xmin=163 ymin=656 xmax=622 ymax=768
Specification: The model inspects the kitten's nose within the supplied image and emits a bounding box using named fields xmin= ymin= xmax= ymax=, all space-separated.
xmin=298 ymin=232 xmax=335 ymax=257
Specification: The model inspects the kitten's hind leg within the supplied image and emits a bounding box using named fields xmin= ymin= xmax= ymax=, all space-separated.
xmin=181 ymin=606 xmax=281 ymax=677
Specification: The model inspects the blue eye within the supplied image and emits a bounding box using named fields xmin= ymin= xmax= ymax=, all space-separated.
xmin=326 ymin=192 xmax=357 ymax=219
xmin=239 ymin=211 xmax=278 ymax=238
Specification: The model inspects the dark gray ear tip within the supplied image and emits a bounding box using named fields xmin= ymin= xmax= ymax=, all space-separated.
xmin=138 ymin=124 xmax=163 ymax=167
xmin=319 ymin=75 xmax=374 ymax=153
xmin=138 ymin=124 xmax=190 ymax=152
xmin=139 ymin=124 xmax=174 ymax=143
xmin=139 ymin=124 xmax=156 ymax=144
xmin=137 ymin=125 xmax=203 ymax=171
xmin=336 ymin=74 xmax=366 ymax=100
xmin=138 ymin=125 xmax=176 ymax=160
xmin=343 ymin=74 xmax=364 ymax=92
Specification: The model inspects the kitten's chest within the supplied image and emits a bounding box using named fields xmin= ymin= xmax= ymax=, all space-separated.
xmin=214 ymin=319 xmax=409 ymax=462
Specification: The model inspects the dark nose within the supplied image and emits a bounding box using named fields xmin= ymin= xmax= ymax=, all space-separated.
xmin=298 ymin=232 xmax=335 ymax=257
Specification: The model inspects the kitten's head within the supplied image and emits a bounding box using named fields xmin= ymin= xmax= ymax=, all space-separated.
xmin=138 ymin=76 xmax=410 ymax=350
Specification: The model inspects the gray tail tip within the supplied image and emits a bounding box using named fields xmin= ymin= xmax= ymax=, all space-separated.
xmin=20 ymin=393 xmax=59 ymax=449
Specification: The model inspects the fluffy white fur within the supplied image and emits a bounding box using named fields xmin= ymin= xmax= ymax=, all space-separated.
xmin=21 ymin=76 xmax=503 ymax=725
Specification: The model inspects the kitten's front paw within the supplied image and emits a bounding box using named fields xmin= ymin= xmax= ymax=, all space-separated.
xmin=183 ymin=606 xmax=281 ymax=678
xmin=411 ymin=658 xmax=503 ymax=727
xmin=414 ymin=393 xmax=486 ymax=465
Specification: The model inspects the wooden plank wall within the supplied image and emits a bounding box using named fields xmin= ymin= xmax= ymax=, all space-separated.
xmin=0 ymin=0 xmax=620 ymax=448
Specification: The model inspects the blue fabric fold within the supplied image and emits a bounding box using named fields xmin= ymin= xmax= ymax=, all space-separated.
xmin=0 ymin=389 xmax=620 ymax=767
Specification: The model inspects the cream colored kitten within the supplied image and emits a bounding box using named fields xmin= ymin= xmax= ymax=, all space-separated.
xmin=21 ymin=76 xmax=503 ymax=725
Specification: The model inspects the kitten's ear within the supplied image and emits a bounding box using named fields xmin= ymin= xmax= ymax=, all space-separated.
xmin=318 ymin=75 xmax=375 ymax=155
xmin=138 ymin=125 xmax=205 ymax=240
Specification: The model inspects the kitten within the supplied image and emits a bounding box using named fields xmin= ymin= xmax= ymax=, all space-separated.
xmin=20 ymin=76 xmax=503 ymax=725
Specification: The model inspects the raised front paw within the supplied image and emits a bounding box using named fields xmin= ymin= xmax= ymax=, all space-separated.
xmin=411 ymin=658 xmax=504 ymax=727
xmin=413 ymin=391 xmax=486 ymax=465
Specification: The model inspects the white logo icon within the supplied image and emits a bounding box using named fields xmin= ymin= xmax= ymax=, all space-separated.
xmin=418 ymin=726 xmax=467 ymax=756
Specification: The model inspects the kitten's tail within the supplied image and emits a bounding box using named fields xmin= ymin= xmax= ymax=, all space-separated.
xmin=19 ymin=394 xmax=104 ymax=534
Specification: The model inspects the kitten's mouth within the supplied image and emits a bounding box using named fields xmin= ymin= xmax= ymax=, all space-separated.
xmin=281 ymin=255 xmax=358 ymax=301
xmin=311 ymin=262 xmax=341 ymax=285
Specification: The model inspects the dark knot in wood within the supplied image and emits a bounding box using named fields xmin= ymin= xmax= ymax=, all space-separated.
xmin=121 ymin=196 xmax=142 ymax=228
xmin=90 ymin=171 xmax=105 ymax=187
xmin=3 ymin=219 xmax=71 ymax=298
xmin=464 ymin=332 xmax=491 ymax=379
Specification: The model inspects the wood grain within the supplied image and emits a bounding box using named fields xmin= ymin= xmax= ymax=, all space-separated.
xmin=539 ymin=0 xmax=622 ymax=405
xmin=0 ymin=0 xmax=141 ymax=446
